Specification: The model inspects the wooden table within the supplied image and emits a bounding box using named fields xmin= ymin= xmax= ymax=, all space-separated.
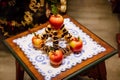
xmin=116 ymin=33 xmax=120 ymax=57
xmin=2 ymin=15 xmax=118 ymax=80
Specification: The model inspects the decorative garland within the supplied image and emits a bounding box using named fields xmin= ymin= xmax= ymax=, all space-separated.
xmin=0 ymin=0 xmax=67 ymax=37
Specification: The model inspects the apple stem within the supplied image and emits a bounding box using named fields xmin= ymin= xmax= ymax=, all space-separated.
xmin=33 ymin=32 xmax=37 ymax=36
xmin=78 ymin=37 xmax=80 ymax=40
xmin=33 ymin=32 xmax=39 ymax=38
xmin=50 ymin=46 xmax=55 ymax=51
xmin=53 ymin=52 xmax=56 ymax=56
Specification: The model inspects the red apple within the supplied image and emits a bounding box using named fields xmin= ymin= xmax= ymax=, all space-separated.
xmin=49 ymin=50 xmax=64 ymax=66
xmin=69 ymin=37 xmax=83 ymax=52
xmin=32 ymin=34 xmax=44 ymax=49
xmin=49 ymin=14 xmax=64 ymax=29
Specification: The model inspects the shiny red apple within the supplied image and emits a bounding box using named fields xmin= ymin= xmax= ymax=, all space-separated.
xmin=69 ymin=37 xmax=83 ymax=52
xmin=49 ymin=50 xmax=64 ymax=66
xmin=49 ymin=14 xmax=64 ymax=29
xmin=32 ymin=34 xmax=44 ymax=49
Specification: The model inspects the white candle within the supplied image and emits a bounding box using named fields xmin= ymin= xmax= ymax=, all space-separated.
xmin=60 ymin=5 xmax=66 ymax=12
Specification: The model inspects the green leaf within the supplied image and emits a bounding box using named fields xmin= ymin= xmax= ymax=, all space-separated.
xmin=51 ymin=4 xmax=58 ymax=15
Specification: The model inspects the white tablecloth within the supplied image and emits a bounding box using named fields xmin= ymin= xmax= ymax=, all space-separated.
xmin=13 ymin=18 xmax=106 ymax=80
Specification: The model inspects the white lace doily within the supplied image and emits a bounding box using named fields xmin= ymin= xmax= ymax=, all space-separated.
xmin=13 ymin=18 xmax=106 ymax=80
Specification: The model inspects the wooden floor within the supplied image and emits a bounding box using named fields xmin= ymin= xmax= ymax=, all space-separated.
xmin=0 ymin=0 xmax=120 ymax=80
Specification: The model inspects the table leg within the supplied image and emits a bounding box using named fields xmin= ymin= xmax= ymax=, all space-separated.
xmin=118 ymin=44 xmax=120 ymax=57
xmin=97 ymin=61 xmax=107 ymax=80
xmin=116 ymin=33 xmax=120 ymax=57
xmin=79 ymin=61 xmax=107 ymax=80
xmin=16 ymin=61 xmax=24 ymax=80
